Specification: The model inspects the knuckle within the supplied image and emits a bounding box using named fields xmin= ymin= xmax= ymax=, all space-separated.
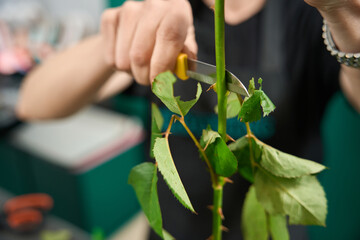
xmin=172 ymin=1 xmax=192 ymax=22
xmin=101 ymin=9 xmax=119 ymax=25
xmin=130 ymin=49 xmax=148 ymax=67
xmin=178 ymin=0 xmax=192 ymax=12
xmin=158 ymin=12 xmax=189 ymax=43
xmin=158 ymin=24 xmax=184 ymax=43
xmin=122 ymin=1 xmax=143 ymax=14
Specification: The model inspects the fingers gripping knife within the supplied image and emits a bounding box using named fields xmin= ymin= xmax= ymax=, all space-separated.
xmin=174 ymin=53 xmax=249 ymax=97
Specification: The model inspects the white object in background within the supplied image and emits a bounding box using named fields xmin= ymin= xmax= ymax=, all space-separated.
xmin=38 ymin=0 xmax=105 ymax=26
xmin=0 ymin=1 xmax=45 ymax=26
xmin=56 ymin=12 xmax=96 ymax=50
xmin=109 ymin=212 xmax=150 ymax=240
xmin=10 ymin=106 xmax=145 ymax=173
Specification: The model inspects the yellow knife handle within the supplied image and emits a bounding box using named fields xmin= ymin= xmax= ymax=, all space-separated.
xmin=174 ymin=53 xmax=189 ymax=80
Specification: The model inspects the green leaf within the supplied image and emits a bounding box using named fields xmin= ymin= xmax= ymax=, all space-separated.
xmin=242 ymin=185 xmax=268 ymax=240
xmin=200 ymin=127 xmax=218 ymax=145
xmin=258 ymin=78 xmax=263 ymax=89
xmin=200 ymin=129 xmax=238 ymax=177
xmin=254 ymin=168 xmax=327 ymax=226
xmin=150 ymin=103 xmax=164 ymax=158
xmin=269 ymin=215 xmax=289 ymax=240
xmin=239 ymin=91 xmax=262 ymax=122
xmin=152 ymin=71 xmax=202 ymax=116
xmin=239 ymin=90 xmax=275 ymax=122
xmin=128 ymin=162 xmax=164 ymax=238
xmin=248 ymin=78 xmax=256 ymax=95
xmin=242 ymin=185 xmax=290 ymax=240
xmin=214 ymin=93 xmax=242 ymax=119
xmin=259 ymin=91 xmax=275 ymax=117
xmin=228 ymin=136 xmax=262 ymax=182
xmin=226 ymin=93 xmax=241 ymax=118
xmin=153 ymin=138 xmax=195 ymax=212
xmin=162 ymin=230 xmax=175 ymax=240
xmin=259 ymin=143 xmax=326 ymax=178
xmin=152 ymin=103 xmax=164 ymax=132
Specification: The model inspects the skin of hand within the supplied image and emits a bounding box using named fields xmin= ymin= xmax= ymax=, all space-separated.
xmin=101 ymin=0 xmax=197 ymax=85
xmin=16 ymin=0 xmax=197 ymax=120
xmin=304 ymin=0 xmax=360 ymax=112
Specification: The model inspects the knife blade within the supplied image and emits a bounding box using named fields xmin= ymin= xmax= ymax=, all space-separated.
xmin=175 ymin=53 xmax=249 ymax=97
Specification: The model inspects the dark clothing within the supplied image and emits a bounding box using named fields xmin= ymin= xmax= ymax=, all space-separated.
xmin=132 ymin=0 xmax=339 ymax=239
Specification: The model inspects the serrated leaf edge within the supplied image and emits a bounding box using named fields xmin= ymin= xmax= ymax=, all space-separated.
xmin=153 ymin=72 xmax=202 ymax=117
xmin=255 ymin=139 xmax=326 ymax=179
xmin=256 ymin=167 xmax=327 ymax=226
xmin=154 ymin=138 xmax=196 ymax=213
xmin=260 ymin=160 xmax=326 ymax=179
xmin=128 ymin=163 xmax=165 ymax=238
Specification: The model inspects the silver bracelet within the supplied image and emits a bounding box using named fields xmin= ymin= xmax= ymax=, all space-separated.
xmin=322 ymin=20 xmax=360 ymax=68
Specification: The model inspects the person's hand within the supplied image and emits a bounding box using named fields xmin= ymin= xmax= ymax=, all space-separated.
xmin=303 ymin=0 xmax=360 ymax=53
xmin=100 ymin=0 xmax=197 ymax=86
xmin=304 ymin=0 xmax=360 ymax=112
xmin=304 ymin=0 xmax=360 ymax=20
xmin=304 ymin=0 xmax=345 ymax=10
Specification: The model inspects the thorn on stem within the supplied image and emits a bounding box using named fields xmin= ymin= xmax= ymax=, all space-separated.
xmin=206 ymin=235 xmax=214 ymax=240
xmin=226 ymin=134 xmax=235 ymax=143
xmin=207 ymin=83 xmax=216 ymax=92
xmin=221 ymin=225 xmax=229 ymax=232
xmin=207 ymin=205 xmax=214 ymax=211
xmin=223 ymin=178 xmax=233 ymax=184
xmin=204 ymin=143 xmax=209 ymax=152
xmin=218 ymin=208 xmax=225 ymax=220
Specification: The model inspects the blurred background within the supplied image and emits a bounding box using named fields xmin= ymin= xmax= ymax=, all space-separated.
xmin=1 ymin=0 xmax=360 ymax=240
xmin=0 ymin=0 xmax=151 ymax=239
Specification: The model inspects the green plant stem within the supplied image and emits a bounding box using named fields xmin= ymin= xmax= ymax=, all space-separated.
xmin=212 ymin=178 xmax=225 ymax=240
xmin=245 ymin=122 xmax=256 ymax=169
xmin=215 ymin=0 xmax=227 ymax=140
xmin=214 ymin=0 xmax=226 ymax=239
xmin=164 ymin=115 xmax=177 ymax=139
xmin=245 ymin=122 xmax=252 ymax=135
xmin=236 ymin=94 xmax=244 ymax=105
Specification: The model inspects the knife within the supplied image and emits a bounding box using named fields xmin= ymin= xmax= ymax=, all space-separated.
xmin=174 ymin=53 xmax=249 ymax=97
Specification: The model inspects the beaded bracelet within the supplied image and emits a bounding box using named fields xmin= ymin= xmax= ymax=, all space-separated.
xmin=322 ymin=20 xmax=360 ymax=68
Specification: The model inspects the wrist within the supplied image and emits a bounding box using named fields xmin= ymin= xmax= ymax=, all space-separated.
xmin=318 ymin=5 xmax=360 ymax=53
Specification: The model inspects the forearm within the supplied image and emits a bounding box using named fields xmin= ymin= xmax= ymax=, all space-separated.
xmin=17 ymin=35 xmax=115 ymax=120
xmin=340 ymin=67 xmax=360 ymax=112
xmin=318 ymin=5 xmax=360 ymax=112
